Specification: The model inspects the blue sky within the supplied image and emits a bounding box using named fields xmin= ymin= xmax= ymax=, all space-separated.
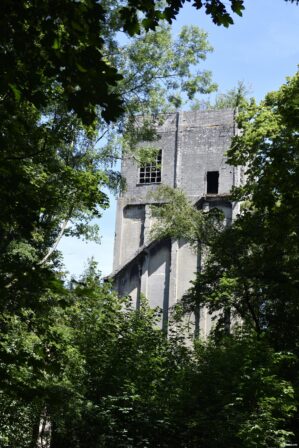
xmin=60 ymin=0 xmax=299 ymax=278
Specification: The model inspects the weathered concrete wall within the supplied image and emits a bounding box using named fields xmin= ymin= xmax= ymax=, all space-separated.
xmin=116 ymin=263 xmax=140 ymax=308
xmin=120 ymin=114 xmax=177 ymax=203
xmin=175 ymin=240 xmax=197 ymax=303
xmin=119 ymin=109 xmax=235 ymax=202
xmin=176 ymin=110 xmax=235 ymax=197
xmin=146 ymin=240 xmax=170 ymax=310
xmin=114 ymin=240 xmax=171 ymax=328
xmin=122 ymin=204 xmax=145 ymax=263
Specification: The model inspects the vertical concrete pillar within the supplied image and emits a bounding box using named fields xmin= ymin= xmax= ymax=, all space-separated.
xmin=168 ymin=239 xmax=179 ymax=308
xmin=143 ymin=205 xmax=152 ymax=246
xmin=162 ymin=243 xmax=171 ymax=333
xmin=140 ymin=251 xmax=149 ymax=299
xmin=113 ymin=198 xmax=125 ymax=270
xmin=174 ymin=112 xmax=182 ymax=188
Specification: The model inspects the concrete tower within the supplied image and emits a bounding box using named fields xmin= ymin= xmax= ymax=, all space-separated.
xmin=110 ymin=109 xmax=242 ymax=336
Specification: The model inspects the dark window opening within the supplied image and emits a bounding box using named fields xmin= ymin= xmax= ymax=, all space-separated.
xmin=207 ymin=171 xmax=219 ymax=194
xmin=139 ymin=150 xmax=162 ymax=184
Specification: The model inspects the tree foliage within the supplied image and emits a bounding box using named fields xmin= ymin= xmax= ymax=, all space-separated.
xmin=1 ymin=263 xmax=295 ymax=448
xmin=0 ymin=0 xmax=124 ymax=124
xmin=0 ymin=0 xmax=244 ymax=125
xmin=1 ymin=71 xmax=298 ymax=448
xmin=1 ymin=0 xmax=299 ymax=445
xmin=182 ymin=332 xmax=296 ymax=448
xmin=150 ymin=185 xmax=223 ymax=246
xmin=99 ymin=24 xmax=217 ymax=164
xmin=149 ymin=71 xmax=299 ymax=446
xmin=1 ymin=0 xmax=297 ymax=124
xmin=0 ymin=23 xmax=216 ymax=341
xmin=191 ymin=81 xmax=251 ymax=111
xmin=0 ymin=19 xmax=218 ymax=448
xmin=201 ymin=72 xmax=299 ymax=347
xmin=152 ymin=71 xmax=299 ymax=350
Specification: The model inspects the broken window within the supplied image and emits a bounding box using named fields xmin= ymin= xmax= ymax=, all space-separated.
xmin=139 ymin=150 xmax=162 ymax=184
xmin=207 ymin=171 xmax=219 ymax=194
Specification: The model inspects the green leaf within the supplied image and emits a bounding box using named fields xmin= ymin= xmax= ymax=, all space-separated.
xmin=8 ymin=84 xmax=21 ymax=101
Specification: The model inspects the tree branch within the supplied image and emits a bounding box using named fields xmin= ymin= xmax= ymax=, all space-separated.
xmin=243 ymin=283 xmax=261 ymax=333
xmin=4 ymin=136 xmax=48 ymax=161
xmin=38 ymin=206 xmax=74 ymax=266
xmin=95 ymin=128 xmax=110 ymax=144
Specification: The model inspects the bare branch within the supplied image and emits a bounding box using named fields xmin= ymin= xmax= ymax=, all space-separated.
xmin=95 ymin=128 xmax=110 ymax=144
xmin=38 ymin=206 xmax=74 ymax=266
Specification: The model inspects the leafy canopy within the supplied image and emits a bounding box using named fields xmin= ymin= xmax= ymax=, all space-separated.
xmin=0 ymin=0 xmax=243 ymax=125
xmin=0 ymin=21 xmax=217 ymax=447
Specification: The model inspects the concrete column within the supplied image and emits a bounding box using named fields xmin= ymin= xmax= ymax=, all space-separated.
xmin=143 ymin=205 xmax=152 ymax=246
xmin=140 ymin=251 xmax=149 ymax=300
xmin=174 ymin=112 xmax=182 ymax=188
xmin=113 ymin=198 xmax=125 ymax=270
xmin=162 ymin=243 xmax=171 ymax=333
xmin=168 ymin=239 xmax=179 ymax=308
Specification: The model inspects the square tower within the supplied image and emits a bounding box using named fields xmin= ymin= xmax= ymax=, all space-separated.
xmin=110 ymin=109 xmax=241 ymax=335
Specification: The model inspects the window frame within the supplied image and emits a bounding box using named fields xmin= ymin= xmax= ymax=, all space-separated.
xmin=138 ymin=149 xmax=162 ymax=185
